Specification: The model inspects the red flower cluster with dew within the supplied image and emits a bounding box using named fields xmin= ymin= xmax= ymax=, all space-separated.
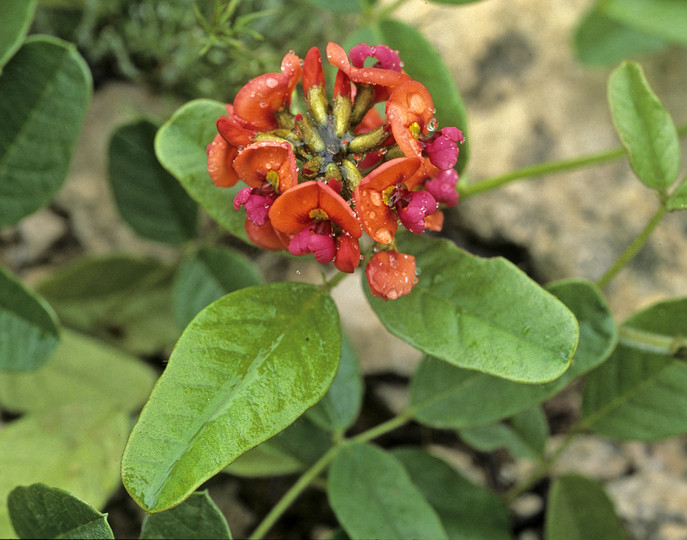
xmin=207 ymin=42 xmax=464 ymax=300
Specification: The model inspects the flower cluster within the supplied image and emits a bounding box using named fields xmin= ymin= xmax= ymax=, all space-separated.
xmin=207 ymin=42 xmax=464 ymax=300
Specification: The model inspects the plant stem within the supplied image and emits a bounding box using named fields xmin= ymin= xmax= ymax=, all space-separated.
xmin=248 ymin=445 xmax=339 ymax=540
xmin=247 ymin=409 xmax=413 ymax=539
xmin=596 ymin=203 xmax=667 ymax=289
xmin=459 ymin=147 xmax=626 ymax=200
xmin=505 ymin=426 xmax=582 ymax=503
xmin=460 ymin=122 xmax=687 ymax=200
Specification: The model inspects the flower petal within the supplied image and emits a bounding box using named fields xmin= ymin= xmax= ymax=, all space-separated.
xmin=269 ymin=181 xmax=362 ymax=237
xmin=216 ymin=105 xmax=255 ymax=147
xmin=281 ymin=51 xmax=302 ymax=103
xmin=207 ymin=134 xmax=240 ymax=187
xmin=386 ymin=80 xmax=434 ymax=159
xmin=302 ymin=46 xmax=325 ymax=96
xmin=354 ymin=157 xmax=421 ymax=243
xmin=365 ymin=251 xmax=417 ymax=300
xmin=326 ymin=42 xmax=352 ymax=76
xmin=233 ymin=72 xmax=290 ymax=130
xmin=334 ymin=233 xmax=361 ymax=273
xmin=232 ymin=141 xmax=298 ymax=191
xmin=244 ymin=219 xmax=290 ymax=251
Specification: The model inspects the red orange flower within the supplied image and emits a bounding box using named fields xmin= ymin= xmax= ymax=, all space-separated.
xmin=207 ymin=42 xmax=465 ymax=298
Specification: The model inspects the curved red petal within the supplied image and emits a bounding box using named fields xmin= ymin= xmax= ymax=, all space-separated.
xmin=269 ymin=181 xmax=361 ymax=237
xmin=365 ymin=251 xmax=417 ymax=300
xmin=281 ymin=51 xmax=302 ymax=103
xmin=333 ymin=69 xmax=351 ymax=99
xmin=354 ymin=157 xmax=421 ymax=243
xmin=386 ymin=80 xmax=434 ymax=159
xmin=405 ymin=157 xmax=440 ymax=190
xmin=326 ymin=42 xmax=352 ymax=76
xmin=232 ymin=141 xmax=298 ymax=191
xmin=207 ymin=134 xmax=240 ymax=187
xmin=350 ymin=67 xmax=410 ymax=89
xmin=233 ymin=73 xmax=289 ymax=130
xmin=216 ymin=114 xmax=255 ymax=147
xmin=334 ymin=234 xmax=361 ymax=273
xmin=244 ymin=219 xmax=290 ymax=251
xmin=302 ymin=47 xmax=325 ymax=96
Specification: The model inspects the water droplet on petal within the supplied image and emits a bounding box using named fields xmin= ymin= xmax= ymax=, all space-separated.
xmin=368 ymin=211 xmax=376 ymax=219
xmin=370 ymin=192 xmax=383 ymax=206
xmin=265 ymin=77 xmax=279 ymax=88
xmin=375 ymin=228 xmax=392 ymax=243
xmin=387 ymin=289 xmax=399 ymax=300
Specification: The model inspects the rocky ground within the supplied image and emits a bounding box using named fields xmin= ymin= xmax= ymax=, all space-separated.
xmin=2 ymin=0 xmax=687 ymax=538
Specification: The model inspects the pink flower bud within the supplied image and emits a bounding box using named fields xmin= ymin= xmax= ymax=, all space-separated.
xmin=398 ymin=190 xmax=437 ymax=234
xmin=425 ymin=169 xmax=459 ymax=207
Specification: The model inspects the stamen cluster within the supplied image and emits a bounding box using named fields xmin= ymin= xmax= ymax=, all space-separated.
xmin=207 ymin=42 xmax=464 ymax=300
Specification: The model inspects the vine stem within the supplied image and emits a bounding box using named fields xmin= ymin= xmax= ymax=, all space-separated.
xmin=247 ymin=410 xmax=414 ymax=539
xmin=248 ymin=445 xmax=339 ymax=540
xmin=596 ymin=203 xmax=667 ymax=289
xmin=459 ymin=146 xmax=626 ymax=200
xmin=460 ymin=122 xmax=687 ymax=200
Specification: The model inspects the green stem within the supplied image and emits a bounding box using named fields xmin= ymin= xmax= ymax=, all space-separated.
xmin=618 ymin=325 xmax=687 ymax=358
xmin=247 ymin=409 xmax=413 ymax=539
xmin=505 ymin=425 xmax=582 ymax=503
xmin=460 ymin=122 xmax=687 ymax=200
xmin=248 ymin=445 xmax=339 ymax=540
xmin=596 ymin=203 xmax=667 ymax=289
xmin=460 ymin=147 xmax=626 ymax=200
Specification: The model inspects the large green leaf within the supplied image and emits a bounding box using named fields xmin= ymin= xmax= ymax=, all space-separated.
xmin=223 ymin=416 xmax=331 ymax=478
xmin=582 ymin=298 xmax=687 ymax=440
xmin=392 ymin=448 xmax=512 ymax=540
xmin=0 ymin=404 xmax=128 ymax=538
xmin=140 ymin=491 xmax=231 ymax=539
xmin=306 ymin=331 xmax=363 ymax=432
xmin=328 ymin=443 xmax=448 ymax=540
xmin=121 ymin=283 xmax=340 ymax=512
xmin=367 ymin=235 xmax=578 ymax=383
xmin=410 ymin=279 xmax=615 ymax=428
xmin=155 ymin=99 xmax=248 ymax=243
xmin=608 ymin=61 xmax=680 ymax=192
xmin=108 ymin=120 xmax=198 ymax=245
xmin=0 ymin=0 xmax=37 ymax=70
xmin=460 ymin=406 xmax=549 ymax=461
xmin=376 ymin=20 xmax=470 ymax=173
xmin=545 ymin=475 xmax=627 ymax=540
xmin=173 ymin=246 xmax=262 ymax=328
xmin=8 ymin=483 xmax=113 ymax=540
xmin=0 ymin=329 xmax=157 ymax=414
xmin=36 ymin=255 xmax=179 ymax=354
xmin=602 ymin=0 xmax=687 ymax=46
xmin=573 ymin=3 xmax=667 ymax=65
xmin=0 ymin=265 xmax=59 ymax=372
xmin=0 ymin=36 xmax=91 ymax=227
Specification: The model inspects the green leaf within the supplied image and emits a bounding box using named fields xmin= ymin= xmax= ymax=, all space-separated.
xmin=140 ymin=491 xmax=231 ymax=539
xmin=36 ymin=255 xmax=179 ymax=355
xmin=224 ymin=416 xmax=331 ymax=477
xmin=108 ymin=120 xmax=198 ymax=245
xmin=367 ymin=235 xmax=578 ymax=383
xmin=608 ymin=61 xmax=680 ymax=192
xmin=0 ymin=36 xmax=91 ymax=227
xmin=375 ymin=20 xmax=470 ymax=174
xmin=155 ymin=99 xmax=248 ymax=243
xmin=573 ymin=4 xmax=667 ymax=66
xmin=0 ymin=403 xmax=129 ymax=538
xmin=0 ymin=265 xmax=59 ymax=372
xmin=302 ymin=0 xmax=363 ymax=12
xmin=306 ymin=331 xmax=363 ymax=432
xmin=328 ymin=443 xmax=448 ymax=540
xmin=460 ymin=406 xmax=549 ymax=460
xmin=0 ymin=329 xmax=157 ymax=414
xmin=392 ymin=448 xmax=512 ymax=540
xmin=582 ymin=297 xmax=687 ymax=440
xmin=121 ymin=283 xmax=340 ymax=512
xmin=410 ymin=279 xmax=615 ymax=428
xmin=601 ymin=0 xmax=687 ymax=46
xmin=667 ymin=178 xmax=687 ymax=211
xmin=545 ymin=475 xmax=627 ymax=540
xmin=426 ymin=0 xmax=487 ymax=3
xmin=0 ymin=0 xmax=37 ymax=70
xmin=8 ymin=483 xmax=113 ymax=540
xmin=173 ymin=247 xmax=262 ymax=328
